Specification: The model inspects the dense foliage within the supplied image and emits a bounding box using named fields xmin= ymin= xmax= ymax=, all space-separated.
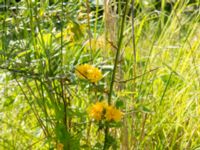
xmin=0 ymin=0 xmax=200 ymax=149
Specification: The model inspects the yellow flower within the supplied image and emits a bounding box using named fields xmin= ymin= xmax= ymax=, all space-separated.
xmin=88 ymin=102 xmax=106 ymax=121
xmin=87 ymin=67 xmax=103 ymax=83
xmin=75 ymin=64 xmax=102 ymax=83
xmin=88 ymin=102 xmax=123 ymax=122
xmin=75 ymin=64 xmax=91 ymax=79
xmin=105 ymin=106 xmax=123 ymax=122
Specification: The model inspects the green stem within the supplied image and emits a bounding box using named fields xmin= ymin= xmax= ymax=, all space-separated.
xmin=131 ymin=0 xmax=136 ymax=92
xmin=130 ymin=0 xmax=136 ymax=148
xmin=108 ymin=0 xmax=129 ymax=104
xmin=103 ymin=0 xmax=129 ymax=149
xmin=103 ymin=126 xmax=109 ymax=150
xmin=160 ymin=71 xmax=173 ymax=105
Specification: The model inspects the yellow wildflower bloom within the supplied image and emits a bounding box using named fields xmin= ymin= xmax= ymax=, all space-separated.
xmin=75 ymin=64 xmax=102 ymax=83
xmin=88 ymin=102 xmax=106 ymax=121
xmin=87 ymin=67 xmax=103 ymax=83
xmin=105 ymin=106 xmax=123 ymax=122
xmin=75 ymin=64 xmax=91 ymax=79
xmin=88 ymin=102 xmax=123 ymax=122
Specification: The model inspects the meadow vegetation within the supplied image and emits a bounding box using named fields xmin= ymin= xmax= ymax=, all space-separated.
xmin=0 ymin=0 xmax=200 ymax=149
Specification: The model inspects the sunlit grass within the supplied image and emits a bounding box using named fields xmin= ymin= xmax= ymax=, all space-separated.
xmin=0 ymin=0 xmax=200 ymax=149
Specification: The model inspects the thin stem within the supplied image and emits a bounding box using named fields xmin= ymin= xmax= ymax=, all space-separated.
xmin=86 ymin=0 xmax=92 ymax=57
xmin=16 ymin=79 xmax=49 ymax=137
xmin=160 ymin=71 xmax=173 ymax=105
xmin=94 ymin=0 xmax=99 ymax=37
xmin=103 ymin=0 xmax=129 ymax=149
xmin=131 ymin=1 xmax=136 ymax=146
xmin=131 ymin=0 xmax=137 ymax=86
xmin=60 ymin=0 xmax=64 ymax=69
xmin=108 ymin=0 xmax=129 ymax=104
xmin=103 ymin=126 xmax=109 ymax=150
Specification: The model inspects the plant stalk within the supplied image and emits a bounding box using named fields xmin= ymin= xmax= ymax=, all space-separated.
xmin=103 ymin=0 xmax=129 ymax=149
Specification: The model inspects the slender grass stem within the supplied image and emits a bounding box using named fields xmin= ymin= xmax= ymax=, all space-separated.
xmin=108 ymin=0 xmax=129 ymax=104
xmin=103 ymin=1 xmax=129 ymax=149
xmin=16 ymin=79 xmax=49 ymax=137
xmin=131 ymin=0 xmax=136 ymax=87
xmin=86 ymin=0 xmax=92 ymax=57
xmin=94 ymin=0 xmax=99 ymax=37
xmin=160 ymin=71 xmax=173 ymax=105
xmin=130 ymin=0 xmax=136 ymax=147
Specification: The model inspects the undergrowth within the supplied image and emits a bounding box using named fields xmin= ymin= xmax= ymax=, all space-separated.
xmin=0 ymin=0 xmax=200 ymax=149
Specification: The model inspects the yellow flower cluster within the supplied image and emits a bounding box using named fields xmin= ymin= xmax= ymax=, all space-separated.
xmin=88 ymin=102 xmax=105 ymax=121
xmin=88 ymin=102 xmax=123 ymax=122
xmin=75 ymin=64 xmax=102 ymax=83
xmin=105 ymin=105 xmax=123 ymax=122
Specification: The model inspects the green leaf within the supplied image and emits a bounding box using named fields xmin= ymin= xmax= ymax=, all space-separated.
xmin=139 ymin=106 xmax=152 ymax=113
xmin=115 ymin=100 xmax=124 ymax=109
xmin=3 ymin=97 xmax=15 ymax=107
